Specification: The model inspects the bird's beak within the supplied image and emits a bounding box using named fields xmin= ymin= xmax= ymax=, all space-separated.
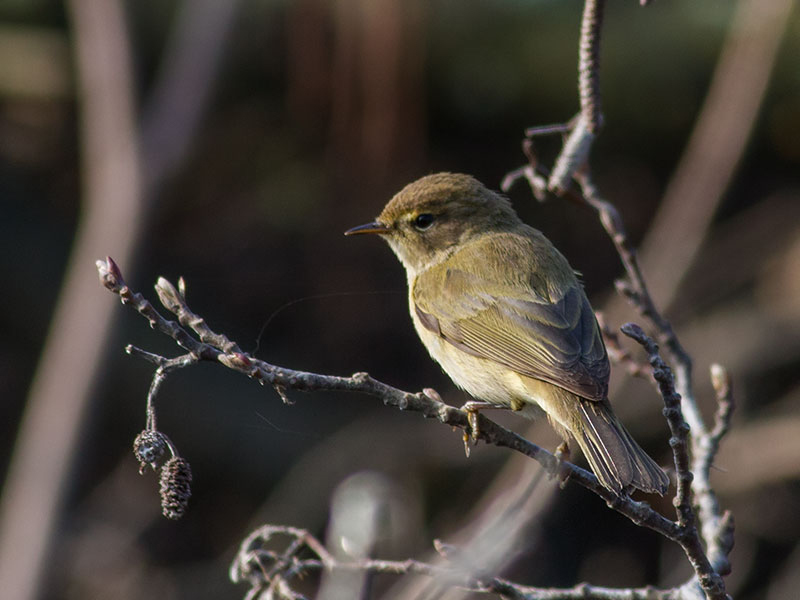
xmin=344 ymin=221 xmax=392 ymax=236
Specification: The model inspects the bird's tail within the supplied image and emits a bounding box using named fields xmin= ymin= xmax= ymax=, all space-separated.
xmin=575 ymin=399 xmax=669 ymax=495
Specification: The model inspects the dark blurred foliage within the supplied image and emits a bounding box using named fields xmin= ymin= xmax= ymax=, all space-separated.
xmin=1 ymin=1 xmax=798 ymax=599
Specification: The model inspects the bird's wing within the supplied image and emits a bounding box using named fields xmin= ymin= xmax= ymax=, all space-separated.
xmin=413 ymin=236 xmax=609 ymax=401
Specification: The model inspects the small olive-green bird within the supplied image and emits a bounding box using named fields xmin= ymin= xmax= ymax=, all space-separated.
xmin=346 ymin=173 xmax=669 ymax=495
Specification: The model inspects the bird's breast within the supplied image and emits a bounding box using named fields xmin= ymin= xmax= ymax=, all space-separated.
xmin=408 ymin=293 xmax=535 ymax=412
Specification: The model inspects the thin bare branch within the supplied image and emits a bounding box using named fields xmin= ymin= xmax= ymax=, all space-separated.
xmin=230 ymin=525 xmax=679 ymax=600
xmin=693 ymin=365 xmax=735 ymax=577
xmin=506 ymin=131 xmax=733 ymax=600
xmin=96 ymin=258 xmax=686 ymax=540
xmin=569 ymin=170 xmax=732 ymax=596
xmin=621 ymin=324 xmax=728 ymax=600
xmin=578 ymin=0 xmax=604 ymax=134
xmin=98 ymin=251 xmax=740 ymax=599
xmin=620 ymin=324 xmax=693 ymax=527
xmin=573 ymin=171 xmax=704 ymax=439
xmin=543 ymin=0 xmax=605 ymax=194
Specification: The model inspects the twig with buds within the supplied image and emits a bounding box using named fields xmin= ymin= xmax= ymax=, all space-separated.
xmin=98 ymin=253 xmax=732 ymax=599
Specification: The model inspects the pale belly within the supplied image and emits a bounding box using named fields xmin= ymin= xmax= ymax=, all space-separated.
xmin=411 ymin=308 xmax=545 ymax=420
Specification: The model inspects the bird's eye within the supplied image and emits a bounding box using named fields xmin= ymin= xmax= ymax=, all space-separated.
xmin=413 ymin=213 xmax=435 ymax=231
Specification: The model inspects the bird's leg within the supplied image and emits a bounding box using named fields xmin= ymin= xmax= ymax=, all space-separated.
xmin=460 ymin=400 xmax=501 ymax=457
xmin=462 ymin=400 xmax=496 ymax=440
xmin=553 ymin=441 xmax=571 ymax=488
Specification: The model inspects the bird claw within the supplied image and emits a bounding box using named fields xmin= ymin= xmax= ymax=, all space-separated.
xmin=553 ymin=441 xmax=571 ymax=489
xmin=460 ymin=401 xmax=496 ymax=456
xmin=461 ymin=410 xmax=482 ymax=458
xmin=467 ymin=409 xmax=481 ymax=441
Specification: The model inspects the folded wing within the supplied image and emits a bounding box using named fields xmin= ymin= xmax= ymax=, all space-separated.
xmin=413 ymin=239 xmax=609 ymax=402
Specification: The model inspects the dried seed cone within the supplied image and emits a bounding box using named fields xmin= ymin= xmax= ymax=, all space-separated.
xmin=159 ymin=457 xmax=192 ymax=520
xmin=133 ymin=429 xmax=168 ymax=473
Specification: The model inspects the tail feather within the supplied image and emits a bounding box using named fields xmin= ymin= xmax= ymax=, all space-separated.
xmin=576 ymin=400 xmax=669 ymax=495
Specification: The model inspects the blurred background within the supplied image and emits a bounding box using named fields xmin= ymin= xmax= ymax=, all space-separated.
xmin=0 ymin=0 xmax=798 ymax=598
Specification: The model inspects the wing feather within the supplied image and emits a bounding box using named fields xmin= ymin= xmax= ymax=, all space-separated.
xmin=413 ymin=233 xmax=609 ymax=401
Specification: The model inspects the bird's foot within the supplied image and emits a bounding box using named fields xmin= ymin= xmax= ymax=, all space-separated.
xmin=460 ymin=401 xmax=496 ymax=457
xmin=553 ymin=441 xmax=571 ymax=489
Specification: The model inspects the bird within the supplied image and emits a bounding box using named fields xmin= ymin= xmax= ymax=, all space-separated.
xmin=345 ymin=172 xmax=669 ymax=495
